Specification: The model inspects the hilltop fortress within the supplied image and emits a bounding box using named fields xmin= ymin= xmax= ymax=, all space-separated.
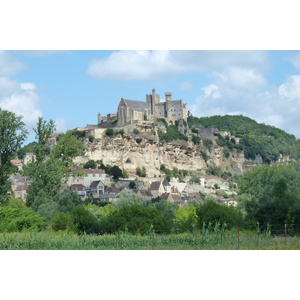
xmin=97 ymin=89 xmax=187 ymax=127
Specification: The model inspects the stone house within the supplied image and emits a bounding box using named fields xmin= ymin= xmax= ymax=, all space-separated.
xmin=89 ymin=180 xmax=105 ymax=198
xmin=10 ymin=157 xmax=23 ymax=171
xmin=70 ymin=184 xmax=87 ymax=199
xmin=149 ymin=181 xmax=165 ymax=198
xmin=14 ymin=184 xmax=30 ymax=201
xmin=67 ymin=168 xmax=110 ymax=188
xmin=100 ymin=193 xmax=118 ymax=203
xmin=23 ymin=152 xmax=36 ymax=165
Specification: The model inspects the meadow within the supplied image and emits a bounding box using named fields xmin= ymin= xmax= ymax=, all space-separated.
xmin=1 ymin=229 xmax=300 ymax=250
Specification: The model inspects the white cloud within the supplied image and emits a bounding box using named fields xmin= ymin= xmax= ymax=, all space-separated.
xmin=179 ymin=81 xmax=193 ymax=91
xmin=288 ymin=51 xmax=300 ymax=69
xmin=190 ymin=72 xmax=300 ymax=138
xmin=88 ymin=50 xmax=268 ymax=81
xmin=0 ymin=77 xmax=42 ymax=127
xmin=54 ymin=118 xmax=67 ymax=132
xmin=0 ymin=51 xmax=26 ymax=76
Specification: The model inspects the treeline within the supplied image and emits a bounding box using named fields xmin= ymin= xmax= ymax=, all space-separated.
xmin=188 ymin=114 xmax=300 ymax=163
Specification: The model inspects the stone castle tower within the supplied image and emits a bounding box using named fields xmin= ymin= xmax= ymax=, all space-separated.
xmin=99 ymin=89 xmax=187 ymax=127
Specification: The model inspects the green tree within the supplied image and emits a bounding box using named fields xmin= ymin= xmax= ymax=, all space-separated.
xmin=99 ymin=204 xmax=172 ymax=234
xmin=57 ymin=189 xmax=82 ymax=213
xmin=83 ymin=160 xmax=97 ymax=169
xmin=33 ymin=117 xmax=56 ymax=145
xmin=113 ymin=189 xmax=147 ymax=208
xmin=26 ymin=158 xmax=66 ymax=208
xmin=50 ymin=212 xmax=73 ymax=231
xmin=50 ymin=130 xmax=85 ymax=166
xmin=0 ymin=109 xmax=28 ymax=201
xmin=196 ymin=200 xmax=244 ymax=229
xmin=0 ymin=205 xmax=46 ymax=232
xmin=70 ymin=206 xmax=100 ymax=234
xmin=108 ymin=165 xmax=123 ymax=179
xmin=174 ymin=205 xmax=199 ymax=232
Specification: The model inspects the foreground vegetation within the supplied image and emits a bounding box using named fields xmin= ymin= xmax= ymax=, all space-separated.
xmin=1 ymin=230 xmax=300 ymax=250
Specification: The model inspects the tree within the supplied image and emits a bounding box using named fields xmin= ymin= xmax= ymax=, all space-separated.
xmin=26 ymin=158 xmax=66 ymax=208
xmin=57 ymin=189 xmax=82 ymax=213
xmin=196 ymin=200 xmax=244 ymax=229
xmin=83 ymin=160 xmax=97 ymax=169
xmin=50 ymin=212 xmax=73 ymax=231
xmin=113 ymin=189 xmax=147 ymax=208
xmin=108 ymin=165 xmax=123 ymax=179
xmin=174 ymin=206 xmax=199 ymax=232
xmin=50 ymin=130 xmax=85 ymax=166
xmin=0 ymin=205 xmax=47 ymax=232
xmin=0 ymin=109 xmax=28 ymax=201
xmin=129 ymin=181 xmax=137 ymax=189
xmin=70 ymin=206 xmax=100 ymax=234
xmin=237 ymin=164 xmax=300 ymax=230
xmin=33 ymin=117 xmax=56 ymax=145
xmin=99 ymin=204 xmax=172 ymax=234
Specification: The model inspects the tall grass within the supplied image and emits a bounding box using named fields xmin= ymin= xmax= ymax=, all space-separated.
xmin=1 ymin=229 xmax=300 ymax=250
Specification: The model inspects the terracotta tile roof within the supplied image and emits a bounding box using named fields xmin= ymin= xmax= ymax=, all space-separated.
xmin=70 ymin=184 xmax=86 ymax=191
xmin=15 ymin=184 xmax=29 ymax=191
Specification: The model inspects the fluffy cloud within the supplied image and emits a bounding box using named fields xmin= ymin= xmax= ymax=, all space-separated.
xmin=88 ymin=50 xmax=268 ymax=81
xmin=0 ymin=50 xmax=26 ymax=76
xmin=189 ymin=71 xmax=300 ymax=138
xmin=179 ymin=81 xmax=193 ymax=91
xmin=0 ymin=77 xmax=42 ymax=127
xmin=287 ymin=51 xmax=300 ymax=69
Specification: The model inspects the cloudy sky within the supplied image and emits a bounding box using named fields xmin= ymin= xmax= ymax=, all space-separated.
xmin=2 ymin=50 xmax=300 ymax=142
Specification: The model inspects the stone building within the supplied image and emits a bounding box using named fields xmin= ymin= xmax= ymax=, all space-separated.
xmin=98 ymin=89 xmax=187 ymax=127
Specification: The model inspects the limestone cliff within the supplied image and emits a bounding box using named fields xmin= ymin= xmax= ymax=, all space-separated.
xmin=73 ymin=126 xmax=268 ymax=177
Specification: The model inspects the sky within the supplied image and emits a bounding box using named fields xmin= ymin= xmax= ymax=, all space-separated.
xmin=2 ymin=50 xmax=300 ymax=142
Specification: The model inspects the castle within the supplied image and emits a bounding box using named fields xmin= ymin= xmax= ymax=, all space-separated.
xmin=98 ymin=89 xmax=187 ymax=127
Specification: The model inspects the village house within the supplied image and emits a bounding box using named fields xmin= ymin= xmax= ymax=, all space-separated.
xmin=89 ymin=180 xmax=105 ymax=198
xmin=67 ymin=168 xmax=111 ymax=189
xmin=23 ymin=152 xmax=36 ymax=165
xmin=70 ymin=184 xmax=87 ymax=199
xmin=100 ymin=193 xmax=118 ymax=203
xmin=14 ymin=184 xmax=30 ymax=201
xmin=10 ymin=157 xmax=23 ymax=171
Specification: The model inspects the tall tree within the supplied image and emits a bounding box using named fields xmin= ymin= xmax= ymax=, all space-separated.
xmin=50 ymin=130 xmax=85 ymax=166
xmin=0 ymin=108 xmax=28 ymax=201
xmin=33 ymin=117 xmax=56 ymax=145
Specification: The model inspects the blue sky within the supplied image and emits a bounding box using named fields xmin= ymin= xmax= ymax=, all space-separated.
xmin=2 ymin=50 xmax=300 ymax=142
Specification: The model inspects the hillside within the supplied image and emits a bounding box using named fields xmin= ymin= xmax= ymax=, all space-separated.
xmin=187 ymin=114 xmax=300 ymax=164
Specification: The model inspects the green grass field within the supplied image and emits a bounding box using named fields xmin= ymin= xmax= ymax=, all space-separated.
xmin=1 ymin=230 xmax=300 ymax=250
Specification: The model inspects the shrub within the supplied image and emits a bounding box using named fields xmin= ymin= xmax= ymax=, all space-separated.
xmin=105 ymin=128 xmax=114 ymax=137
xmin=136 ymin=166 xmax=147 ymax=177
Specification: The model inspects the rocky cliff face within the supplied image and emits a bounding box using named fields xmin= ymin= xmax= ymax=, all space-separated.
xmin=73 ymin=128 xmax=268 ymax=177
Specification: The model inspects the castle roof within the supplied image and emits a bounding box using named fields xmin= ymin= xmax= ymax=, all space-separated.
xmin=123 ymin=99 xmax=149 ymax=111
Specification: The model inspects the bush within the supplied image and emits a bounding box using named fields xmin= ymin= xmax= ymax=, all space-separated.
xmin=99 ymin=204 xmax=172 ymax=234
xmin=70 ymin=206 xmax=100 ymax=234
xmin=196 ymin=200 xmax=244 ymax=229
xmin=105 ymin=128 xmax=114 ymax=137
xmin=83 ymin=160 xmax=97 ymax=169
xmin=136 ymin=166 xmax=147 ymax=177
xmin=50 ymin=212 xmax=73 ymax=231
xmin=0 ymin=206 xmax=47 ymax=232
